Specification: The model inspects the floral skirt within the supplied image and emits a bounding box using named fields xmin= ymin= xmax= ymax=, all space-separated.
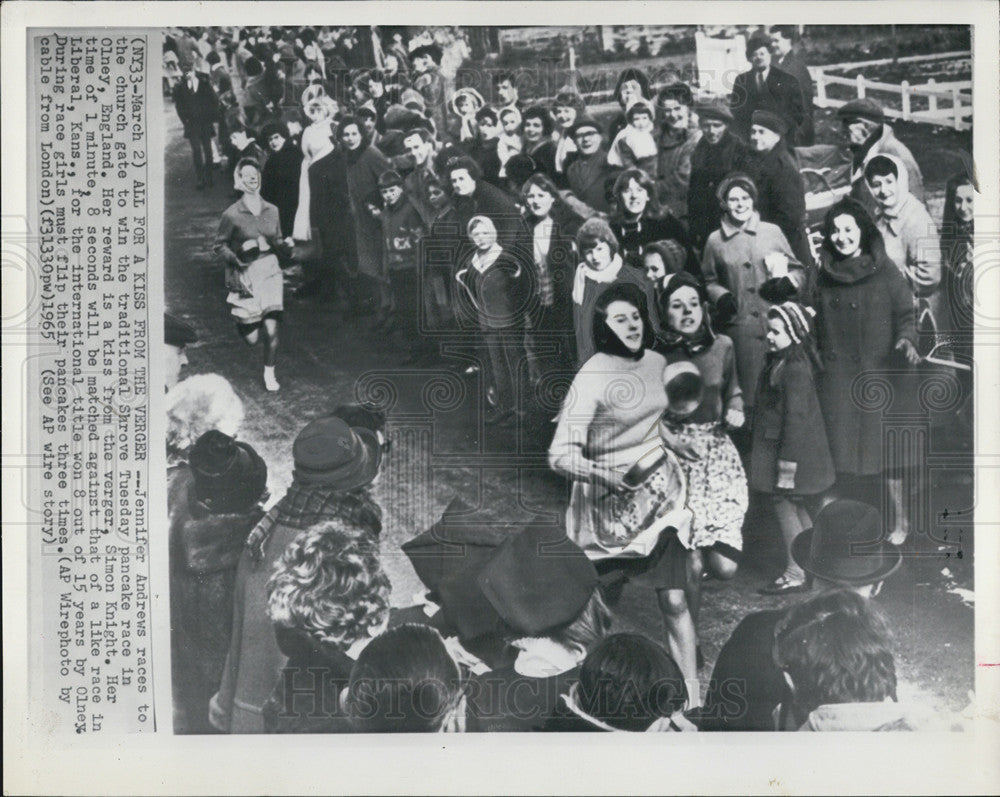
xmin=671 ymin=422 xmax=748 ymax=551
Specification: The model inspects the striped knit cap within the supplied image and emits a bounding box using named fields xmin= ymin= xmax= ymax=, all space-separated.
xmin=767 ymin=301 xmax=815 ymax=345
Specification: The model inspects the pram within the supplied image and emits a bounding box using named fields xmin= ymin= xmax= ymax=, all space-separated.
xmin=794 ymin=143 xmax=854 ymax=264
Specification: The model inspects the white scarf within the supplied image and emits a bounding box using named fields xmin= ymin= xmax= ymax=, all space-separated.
xmin=471 ymin=243 xmax=503 ymax=273
xmin=572 ymin=253 xmax=624 ymax=305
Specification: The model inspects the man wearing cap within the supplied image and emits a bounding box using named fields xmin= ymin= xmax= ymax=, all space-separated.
xmin=169 ymin=430 xmax=269 ymax=733
xmin=210 ymin=414 xmax=385 ymax=733
xmin=654 ymin=82 xmax=702 ymax=223
xmin=565 ymin=117 xmax=620 ymax=216
xmin=164 ymin=313 xmax=197 ymax=390
xmin=837 ymin=97 xmax=924 ymax=209
xmin=696 ymin=499 xmax=901 ymax=731
xmin=688 ymin=99 xmax=749 ymax=251
xmin=730 ymin=30 xmax=805 ymax=147
xmin=744 ymin=109 xmax=812 ymax=267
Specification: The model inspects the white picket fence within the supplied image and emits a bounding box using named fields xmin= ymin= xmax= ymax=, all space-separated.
xmin=810 ymin=51 xmax=972 ymax=131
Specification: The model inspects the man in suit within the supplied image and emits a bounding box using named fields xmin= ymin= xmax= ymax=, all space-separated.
xmin=770 ymin=25 xmax=815 ymax=146
xmin=173 ymin=66 xmax=220 ymax=190
xmin=730 ymin=31 xmax=805 ymax=147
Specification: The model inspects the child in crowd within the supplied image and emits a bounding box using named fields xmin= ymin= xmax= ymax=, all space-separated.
xmin=449 ymin=87 xmax=486 ymax=144
xmin=752 ymin=301 xmax=835 ymax=595
xmin=607 ymin=98 xmax=658 ymax=175
xmin=346 ymin=624 xmax=467 ymax=733
xmin=497 ymin=106 xmax=524 ymax=177
xmin=371 ymin=169 xmax=431 ymax=363
xmin=572 ymin=217 xmax=660 ymax=366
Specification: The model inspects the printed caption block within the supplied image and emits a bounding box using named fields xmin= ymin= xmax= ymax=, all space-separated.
xmin=31 ymin=32 xmax=153 ymax=733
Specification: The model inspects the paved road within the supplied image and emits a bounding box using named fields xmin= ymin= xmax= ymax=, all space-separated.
xmin=163 ymin=100 xmax=975 ymax=712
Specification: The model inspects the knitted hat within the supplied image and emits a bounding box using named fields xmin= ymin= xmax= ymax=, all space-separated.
xmin=695 ymin=99 xmax=735 ymax=124
xmin=836 ymin=98 xmax=885 ymax=125
xmin=767 ymin=301 xmax=815 ymax=344
xmin=377 ymin=169 xmax=404 ymax=189
xmin=751 ymin=109 xmax=788 ymax=137
xmin=568 ymin=115 xmax=603 ymax=139
xmin=260 ymin=120 xmax=290 ymax=142
xmin=716 ymin=172 xmax=758 ymax=206
xmin=188 ymin=430 xmax=268 ymax=513
xmin=645 ymin=239 xmax=688 ymax=276
xmin=292 ymin=416 xmax=382 ymax=490
xmin=476 ymin=526 xmax=599 ymax=637
xmin=165 ymin=313 xmax=197 ymax=347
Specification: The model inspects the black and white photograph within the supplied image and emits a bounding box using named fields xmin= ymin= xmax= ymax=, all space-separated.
xmin=3 ymin=2 xmax=999 ymax=795
xmin=163 ymin=21 xmax=978 ymax=735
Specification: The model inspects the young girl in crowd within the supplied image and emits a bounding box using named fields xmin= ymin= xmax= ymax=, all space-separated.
xmin=551 ymin=86 xmax=587 ymax=184
xmin=292 ymin=91 xmax=339 ymax=243
xmin=607 ymin=98 xmax=658 ymax=176
xmin=751 ymin=302 xmax=835 ymax=594
xmin=454 ymin=215 xmax=530 ymax=427
xmin=571 ymin=217 xmax=660 ymax=366
xmin=656 ymin=273 xmax=747 ymax=634
xmin=448 ymin=87 xmax=485 ymax=145
xmin=496 ymin=106 xmax=524 ymax=178
xmin=521 ymin=105 xmax=559 ymax=181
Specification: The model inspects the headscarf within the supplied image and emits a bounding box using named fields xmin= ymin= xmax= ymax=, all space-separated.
xmin=450 ymin=87 xmax=485 ymax=142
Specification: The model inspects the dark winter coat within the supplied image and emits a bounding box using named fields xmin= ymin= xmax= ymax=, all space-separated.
xmin=308 ymin=148 xmax=356 ymax=258
xmin=774 ymin=50 xmax=815 ymax=146
xmin=524 ymin=208 xmax=582 ymax=334
xmin=811 ymin=247 xmax=917 ymax=476
xmin=173 ymin=74 xmax=220 ymax=139
xmin=743 ymin=144 xmax=813 ymax=267
xmin=688 ymin=130 xmax=749 ymax=251
xmin=262 ymin=627 xmax=355 ymax=734
xmin=454 ymin=248 xmax=531 ymax=331
xmin=611 ymin=211 xmax=701 ymax=278
xmin=261 ymin=140 xmax=304 ymax=238
xmin=750 ymin=347 xmax=835 ymax=495
xmin=730 ymin=66 xmax=806 ymax=147
xmin=346 ymin=143 xmax=392 ymax=279
xmin=565 ymin=149 xmax=619 ymax=215
xmin=379 ymin=195 xmax=425 ymax=271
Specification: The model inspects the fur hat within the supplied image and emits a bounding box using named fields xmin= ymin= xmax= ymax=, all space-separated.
xmin=188 ymin=430 xmax=268 ymax=514
xmin=568 ymin=115 xmax=603 ymax=140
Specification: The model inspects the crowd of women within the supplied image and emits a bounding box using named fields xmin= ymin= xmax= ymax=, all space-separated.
xmin=165 ymin=25 xmax=976 ymax=734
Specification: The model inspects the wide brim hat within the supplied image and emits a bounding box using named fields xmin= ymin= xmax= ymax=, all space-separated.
xmin=791 ymin=499 xmax=902 ymax=585
xmin=476 ymin=526 xmax=599 ymax=638
xmin=292 ymin=415 xmax=382 ymax=490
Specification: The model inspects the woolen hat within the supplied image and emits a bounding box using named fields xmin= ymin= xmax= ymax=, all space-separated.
xmin=291 ymin=416 xmax=382 ymax=490
xmin=377 ymin=169 xmax=404 ymax=189
xmin=695 ymin=99 xmax=734 ymax=125
xmin=476 ymin=526 xmax=599 ymax=637
xmin=165 ymin=313 xmax=197 ymax=347
xmin=751 ymin=109 xmax=788 ymax=137
xmin=189 ymin=430 xmax=268 ymax=513
xmin=568 ymin=115 xmax=603 ymax=139
xmin=836 ymin=98 xmax=885 ymax=124
xmin=716 ymin=172 xmax=758 ymax=206
xmin=791 ymin=500 xmax=902 ymax=585
xmin=768 ymin=301 xmax=815 ymax=344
